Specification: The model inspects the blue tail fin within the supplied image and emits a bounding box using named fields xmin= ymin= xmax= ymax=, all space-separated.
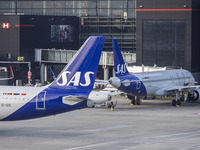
xmin=112 ymin=38 xmax=130 ymax=77
xmin=49 ymin=36 xmax=105 ymax=91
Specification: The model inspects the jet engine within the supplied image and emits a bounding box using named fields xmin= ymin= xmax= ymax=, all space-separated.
xmin=109 ymin=77 xmax=121 ymax=88
xmin=87 ymin=91 xmax=112 ymax=107
xmin=188 ymin=89 xmax=200 ymax=102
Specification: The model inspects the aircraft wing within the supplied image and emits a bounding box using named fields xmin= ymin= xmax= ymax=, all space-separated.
xmin=95 ymin=79 xmax=108 ymax=85
xmin=165 ymin=85 xmax=200 ymax=93
xmin=155 ymin=85 xmax=200 ymax=95
xmin=99 ymin=90 xmax=124 ymax=96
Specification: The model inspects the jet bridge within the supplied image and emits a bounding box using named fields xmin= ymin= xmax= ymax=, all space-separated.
xmin=35 ymin=49 xmax=136 ymax=85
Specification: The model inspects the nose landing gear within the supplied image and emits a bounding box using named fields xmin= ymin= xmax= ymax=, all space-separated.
xmin=172 ymin=91 xmax=181 ymax=107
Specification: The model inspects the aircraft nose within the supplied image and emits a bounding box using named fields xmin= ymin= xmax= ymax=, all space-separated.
xmin=109 ymin=77 xmax=121 ymax=88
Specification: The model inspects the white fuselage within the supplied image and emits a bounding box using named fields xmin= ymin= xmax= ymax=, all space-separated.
xmin=135 ymin=69 xmax=195 ymax=95
xmin=0 ymin=86 xmax=46 ymax=120
xmin=110 ymin=69 xmax=195 ymax=96
xmin=0 ymin=85 xmax=111 ymax=121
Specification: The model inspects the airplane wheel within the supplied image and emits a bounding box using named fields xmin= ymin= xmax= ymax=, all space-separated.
xmin=136 ymin=99 xmax=140 ymax=105
xmin=127 ymin=95 xmax=134 ymax=100
xmin=131 ymin=99 xmax=135 ymax=105
xmin=177 ymin=100 xmax=181 ymax=106
xmin=172 ymin=100 xmax=176 ymax=106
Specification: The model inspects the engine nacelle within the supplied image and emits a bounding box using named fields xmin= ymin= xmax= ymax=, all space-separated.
xmin=109 ymin=77 xmax=121 ymax=88
xmin=87 ymin=91 xmax=112 ymax=107
xmin=188 ymin=89 xmax=200 ymax=102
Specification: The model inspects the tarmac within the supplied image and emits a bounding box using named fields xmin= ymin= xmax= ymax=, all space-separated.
xmin=1 ymin=96 xmax=200 ymax=150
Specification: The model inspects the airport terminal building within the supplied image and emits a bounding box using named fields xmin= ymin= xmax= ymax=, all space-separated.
xmin=136 ymin=0 xmax=200 ymax=73
xmin=0 ymin=0 xmax=200 ymax=85
xmin=0 ymin=0 xmax=136 ymax=85
xmin=0 ymin=0 xmax=136 ymax=52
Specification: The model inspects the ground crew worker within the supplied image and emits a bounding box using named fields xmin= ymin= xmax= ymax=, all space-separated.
xmin=184 ymin=93 xmax=188 ymax=101
xmin=110 ymin=102 xmax=114 ymax=111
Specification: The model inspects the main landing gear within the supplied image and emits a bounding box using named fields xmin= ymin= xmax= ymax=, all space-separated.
xmin=136 ymin=97 xmax=141 ymax=105
xmin=172 ymin=91 xmax=181 ymax=107
xmin=127 ymin=95 xmax=141 ymax=105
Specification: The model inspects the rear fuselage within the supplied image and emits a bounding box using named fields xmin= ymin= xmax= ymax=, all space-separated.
xmin=0 ymin=86 xmax=89 ymax=121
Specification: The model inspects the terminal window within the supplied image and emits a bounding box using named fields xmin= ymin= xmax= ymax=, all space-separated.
xmin=143 ymin=20 xmax=185 ymax=67
xmin=51 ymin=25 xmax=73 ymax=43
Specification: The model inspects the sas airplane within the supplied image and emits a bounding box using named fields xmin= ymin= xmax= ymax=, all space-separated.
xmin=109 ymin=39 xmax=200 ymax=106
xmin=0 ymin=36 xmax=112 ymax=121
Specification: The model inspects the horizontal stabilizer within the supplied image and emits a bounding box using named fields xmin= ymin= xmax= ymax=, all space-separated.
xmin=62 ymin=96 xmax=87 ymax=105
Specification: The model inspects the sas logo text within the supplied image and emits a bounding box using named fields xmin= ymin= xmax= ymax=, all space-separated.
xmin=56 ymin=71 xmax=94 ymax=87
xmin=116 ymin=64 xmax=127 ymax=74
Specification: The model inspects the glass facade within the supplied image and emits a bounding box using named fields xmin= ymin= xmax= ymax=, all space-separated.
xmin=0 ymin=0 xmax=136 ymax=51
xmin=143 ymin=20 xmax=185 ymax=67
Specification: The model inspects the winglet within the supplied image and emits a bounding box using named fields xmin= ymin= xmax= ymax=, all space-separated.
xmin=112 ymin=39 xmax=129 ymax=77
